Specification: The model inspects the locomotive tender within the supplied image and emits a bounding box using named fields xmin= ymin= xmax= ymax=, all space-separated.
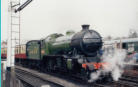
xmin=2 ymin=24 xmax=105 ymax=80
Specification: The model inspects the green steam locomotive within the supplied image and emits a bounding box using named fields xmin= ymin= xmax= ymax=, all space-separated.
xmin=16 ymin=24 xmax=104 ymax=80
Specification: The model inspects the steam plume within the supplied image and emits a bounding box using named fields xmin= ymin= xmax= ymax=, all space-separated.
xmin=89 ymin=49 xmax=135 ymax=82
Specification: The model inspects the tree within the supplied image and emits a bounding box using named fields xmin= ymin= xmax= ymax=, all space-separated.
xmin=104 ymin=35 xmax=112 ymax=40
xmin=129 ymin=29 xmax=138 ymax=38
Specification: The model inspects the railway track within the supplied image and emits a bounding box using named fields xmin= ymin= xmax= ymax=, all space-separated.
xmin=15 ymin=66 xmax=90 ymax=87
xmin=116 ymin=74 xmax=138 ymax=87
xmin=15 ymin=66 xmax=115 ymax=87
xmin=121 ymin=76 xmax=138 ymax=83
xmin=92 ymin=75 xmax=138 ymax=87
xmin=15 ymin=65 xmax=138 ymax=87
xmin=107 ymin=74 xmax=138 ymax=87
xmin=15 ymin=67 xmax=64 ymax=87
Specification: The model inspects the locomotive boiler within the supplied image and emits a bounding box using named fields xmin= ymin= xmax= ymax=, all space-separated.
xmin=45 ymin=24 xmax=102 ymax=57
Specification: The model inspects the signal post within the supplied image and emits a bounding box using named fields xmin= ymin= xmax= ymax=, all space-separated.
xmin=6 ymin=0 xmax=33 ymax=87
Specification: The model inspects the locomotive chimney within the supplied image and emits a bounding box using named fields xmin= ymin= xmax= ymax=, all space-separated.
xmin=82 ymin=24 xmax=90 ymax=30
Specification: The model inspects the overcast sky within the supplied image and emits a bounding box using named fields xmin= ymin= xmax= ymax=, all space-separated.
xmin=1 ymin=0 xmax=138 ymax=42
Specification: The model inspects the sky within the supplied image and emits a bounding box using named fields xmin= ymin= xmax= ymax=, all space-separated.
xmin=1 ymin=0 xmax=138 ymax=42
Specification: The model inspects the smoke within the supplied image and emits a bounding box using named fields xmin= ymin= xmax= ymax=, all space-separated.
xmin=88 ymin=70 xmax=101 ymax=82
xmin=89 ymin=48 xmax=136 ymax=82
xmin=102 ymin=49 xmax=126 ymax=81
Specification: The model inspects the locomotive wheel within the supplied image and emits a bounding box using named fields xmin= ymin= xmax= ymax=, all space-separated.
xmin=80 ymin=69 xmax=90 ymax=81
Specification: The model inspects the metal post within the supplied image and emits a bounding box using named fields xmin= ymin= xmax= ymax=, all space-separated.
xmin=2 ymin=61 xmax=6 ymax=87
xmin=6 ymin=0 xmax=32 ymax=86
xmin=7 ymin=0 xmax=12 ymax=69
xmin=1 ymin=63 xmax=4 ymax=87
xmin=6 ymin=1 xmax=12 ymax=86
xmin=19 ymin=5 xmax=21 ymax=55
xmin=5 ymin=67 xmax=11 ymax=87
xmin=6 ymin=0 xmax=21 ymax=87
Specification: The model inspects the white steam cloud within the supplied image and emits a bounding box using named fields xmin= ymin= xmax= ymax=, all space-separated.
xmin=89 ymin=48 xmax=135 ymax=82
